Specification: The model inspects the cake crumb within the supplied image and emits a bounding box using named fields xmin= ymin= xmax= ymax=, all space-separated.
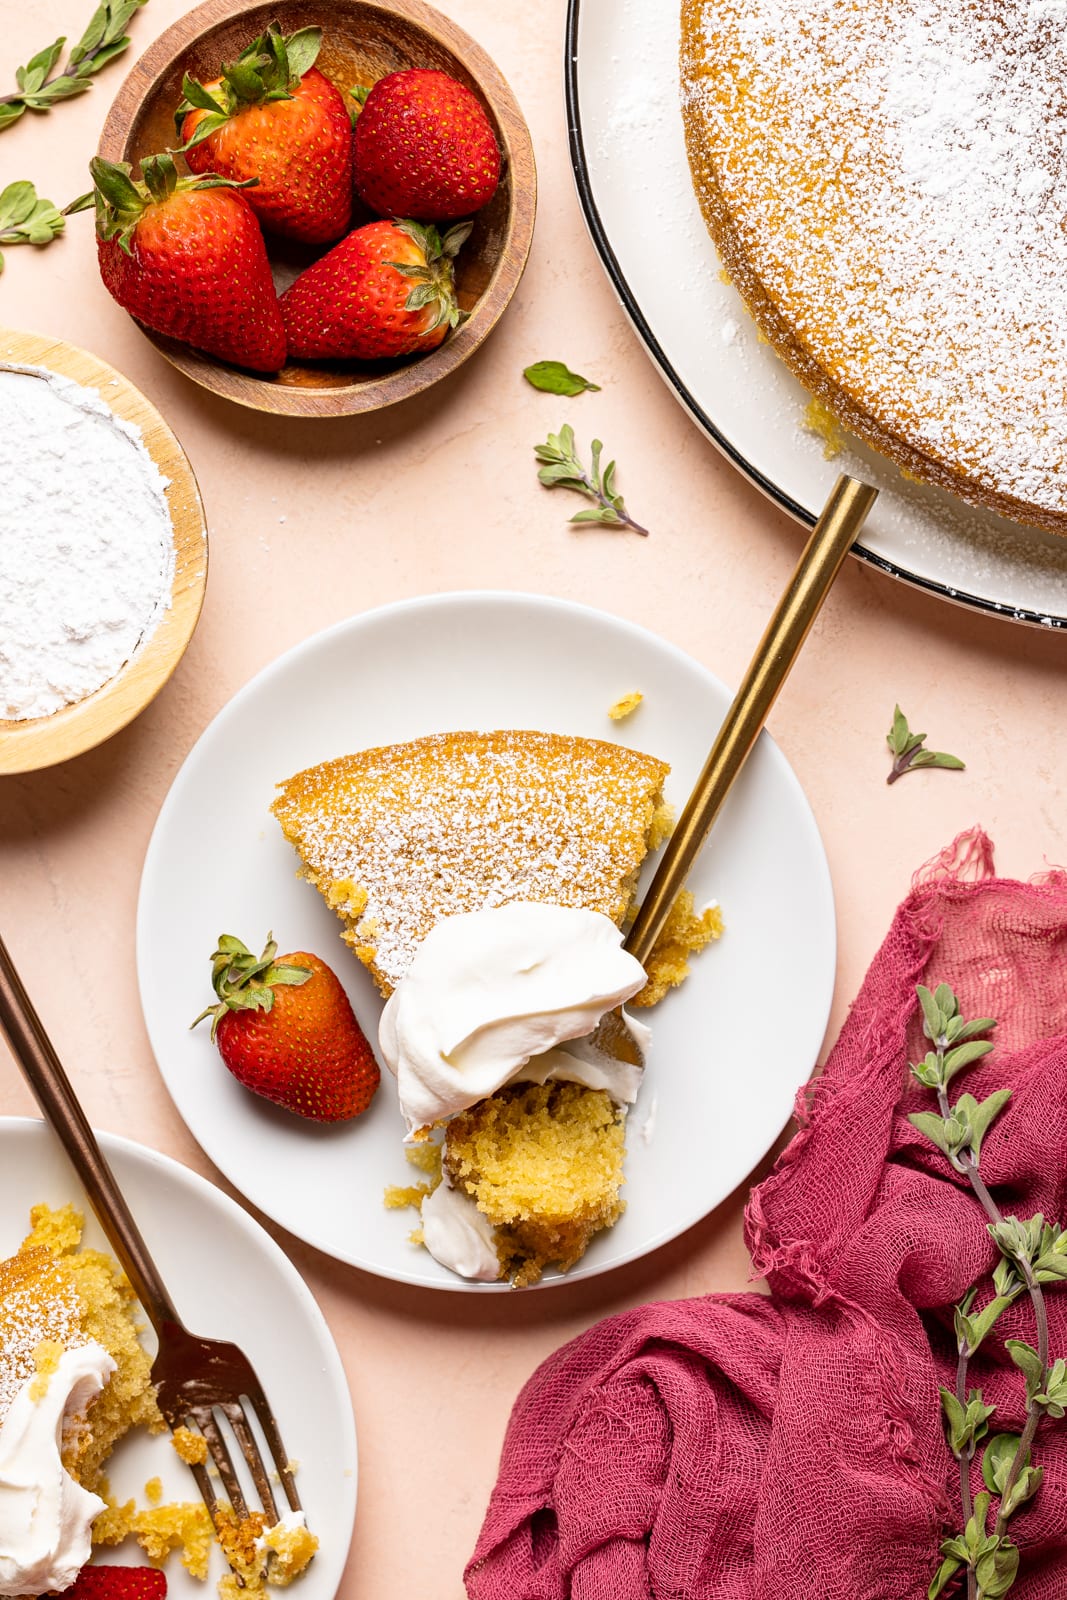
xmin=608 ymin=691 xmax=644 ymax=721
xmin=801 ymin=396 xmax=846 ymax=460
xmin=133 ymin=1500 xmax=214 ymax=1580
xmin=172 ymin=1424 xmax=209 ymax=1464
xmin=144 ymin=1475 xmax=163 ymax=1504
xmin=29 ymin=1337 xmax=63 ymax=1401
xmin=634 ymin=892 xmax=724 ymax=1007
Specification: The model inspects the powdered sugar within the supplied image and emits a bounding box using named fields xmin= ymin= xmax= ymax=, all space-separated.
xmin=0 ymin=365 xmax=175 ymax=721
xmin=681 ymin=0 xmax=1067 ymax=520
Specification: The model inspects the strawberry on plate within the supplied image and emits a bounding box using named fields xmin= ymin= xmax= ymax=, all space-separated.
xmin=280 ymin=217 xmax=470 ymax=361
xmin=62 ymin=1567 xmax=167 ymax=1599
xmin=177 ymin=24 xmax=352 ymax=245
xmin=192 ymin=934 xmax=379 ymax=1122
xmin=352 ymin=68 xmax=501 ymax=222
xmin=91 ymin=153 xmax=286 ymax=373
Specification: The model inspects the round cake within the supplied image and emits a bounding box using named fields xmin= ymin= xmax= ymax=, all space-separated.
xmin=680 ymin=0 xmax=1067 ymax=533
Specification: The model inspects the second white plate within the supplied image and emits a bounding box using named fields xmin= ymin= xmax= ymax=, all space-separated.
xmin=137 ymin=592 xmax=836 ymax=1290
xmin=0 ymin=1118 xmax=356 ymax=1594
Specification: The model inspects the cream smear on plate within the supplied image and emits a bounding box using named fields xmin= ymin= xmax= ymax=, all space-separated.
xmin=0 ymin=365 xmax=175 ymax=721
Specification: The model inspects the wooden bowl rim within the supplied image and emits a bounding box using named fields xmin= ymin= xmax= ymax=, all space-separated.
xmin=97 ymin=0 xmax=538 ymax=417
xmin=0 ymin=328 xmax=208 ymax=775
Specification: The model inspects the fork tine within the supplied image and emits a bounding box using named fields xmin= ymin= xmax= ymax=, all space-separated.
xmin=222 ymin=1401 xmax=280 ymax=1525
xmin=246 ymin=1385 xmax=302 ymax=1512
xmin=191 ymin=1406 xmax=250 ymax=1522
xmin=184 ymin=1455 xmax=222 ymax=1524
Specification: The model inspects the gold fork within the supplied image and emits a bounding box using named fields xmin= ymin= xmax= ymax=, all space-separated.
xmin=0 ymin=932 xmax=304 ymax=1576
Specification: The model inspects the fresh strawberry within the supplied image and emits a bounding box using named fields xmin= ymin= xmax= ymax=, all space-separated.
xmin=280 ymin=217 xmax=469 ymax=361
xmin=352 ymin=68 xmax=501 ymax=222
xmin=91 ymin=154 xmax=286 ymax=373
xmin=192 ymin=934 xmax=379 ymax=1122
xmin=176 ymin=25 xmax=352 ymax=245
xmin=61 ymin=1567 xmax=167 ymax=1599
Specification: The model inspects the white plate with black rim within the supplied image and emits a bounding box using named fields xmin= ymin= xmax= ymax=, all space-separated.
xmin=0 ymin=1117 xmax=356 ymax=1595
xmin=566 ymin=0 xmax=1067 ymax=631
xmin=137 ymin=592 xmax=836 ymax=1291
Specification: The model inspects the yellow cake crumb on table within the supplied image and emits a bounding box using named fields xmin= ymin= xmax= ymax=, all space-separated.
xmin=802 ymin=396 xmax=846 ymax=460
xmin=172 ymin=1422 xmax=209 ymax=1464
xmin=144 ymin=1475 xmax=163 ymax=1504
xmin=445 ymin=1082 xmax=626 ymax=1287
xmin=634 ymin=890 xmax=724 ymax=1008
xmin=607 ymin=691 xmax=644 ymax=721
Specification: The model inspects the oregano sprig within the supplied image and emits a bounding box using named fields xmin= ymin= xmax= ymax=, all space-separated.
xmin=534 ymin=423 xmax=649 ymax=536
xmin=887 ymin=705 xmax=965 ymax=784
xmin=0 ymin=1 xmax=148 ymax=131
xmin=908 ymin=983 xmax=1064 ymax=1600
xmin=0 ymin=180 xmax=91 ymax=273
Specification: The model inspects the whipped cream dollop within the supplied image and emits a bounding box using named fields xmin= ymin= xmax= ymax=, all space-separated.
xmin=0 ymin=1341 xmax=115 ymax=1595
xmin=421 ymin=1180 xmax=502 ymax=1281
xmin=378 ymin=902 xmax=649 ymax=1134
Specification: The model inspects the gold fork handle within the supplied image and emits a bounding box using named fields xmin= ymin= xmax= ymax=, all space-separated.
xmin=0 ymin=932 xmax=183 ymax=1334
xmin=625 ymin=473 xmax=878 ymax=968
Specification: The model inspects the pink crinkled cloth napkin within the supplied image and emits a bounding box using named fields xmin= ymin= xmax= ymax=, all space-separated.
xmin=465 ymin=832 xmax=1067 ymax=1600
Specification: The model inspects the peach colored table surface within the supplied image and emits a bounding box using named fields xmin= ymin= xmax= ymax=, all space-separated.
xmin=1 ymin=2 xmax=1066 ymax=1594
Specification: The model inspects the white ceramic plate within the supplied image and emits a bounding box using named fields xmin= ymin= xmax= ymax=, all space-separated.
xmin=567 ymin=0 xmax=1067 ymax=631
xmin=137 ymin=592 xmax=835 ymax=1292
xmin=0 ymin=1117 xmax=356 ymax=1593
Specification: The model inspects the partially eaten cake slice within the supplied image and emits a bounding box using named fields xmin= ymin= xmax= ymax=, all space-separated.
xmin=0 ymin=1203 xmax=162 ymax=1595
xmin=274 ymin=729 xmax=722 ymax=1285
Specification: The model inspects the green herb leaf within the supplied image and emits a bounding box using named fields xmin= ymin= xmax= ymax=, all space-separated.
xmin=943 ymin=1039 xmax=996 ymax=1082
xmin=982 ymin=1433 xmax=1025 ymax=1495
xmin=975 ymin=1539 xmax=1019 ymax=1599
xmin=282 ymin=25 xmax=322 ymax=82
xmin=533 ymin=424 xmax=649 ymax=536
xmin=928 ymin=1555 xmax=962 ymax=1600
xmin=0 ymin=1 xmax=147 ymax=128
xmin=886 ymin=707 xmax=966 ymax=784
xmin=909 ymin=1109 xmax=956 ymax=1161
xmin=1005 ymin=1339 xmax=1044 ymax=1396
xmin=524 ymin=359 xmax=601 ymax=397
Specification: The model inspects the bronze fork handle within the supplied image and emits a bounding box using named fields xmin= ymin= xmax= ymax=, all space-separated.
xmin=0 ymin=932 xmax=183 ymax=1334
xmin=625 ymin=473 xmax=877 ymax=966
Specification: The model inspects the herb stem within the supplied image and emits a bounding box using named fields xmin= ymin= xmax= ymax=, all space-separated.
xmin=935 ymin=1079 xmax=1052 ymax=1547
xmin=574 ymin=464 xmax=648 ymax=537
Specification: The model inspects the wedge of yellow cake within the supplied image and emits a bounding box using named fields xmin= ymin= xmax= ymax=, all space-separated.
xmin=272 ymin=729 xmax=674 ymax=997
xmin=275 ymin=728 xmax=723 ymax=1285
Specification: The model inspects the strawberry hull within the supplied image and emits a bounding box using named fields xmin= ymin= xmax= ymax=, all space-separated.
xmin=280 ymin=219 xmax=462 ymax=362
xmin=182 ymin=68 xmax=353 ymax=246
xmin=96 ymin=188 xmax=286 ymax=374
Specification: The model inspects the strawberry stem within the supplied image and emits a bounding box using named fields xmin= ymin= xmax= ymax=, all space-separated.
xmin=190 ymin=933 xmax=311 ymax=1040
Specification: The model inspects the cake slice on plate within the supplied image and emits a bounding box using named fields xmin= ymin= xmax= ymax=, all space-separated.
xmin=271 ymin=728 xmax=674 ymax=998
xmin=274 ymin=729 xmax=722 ymax=1284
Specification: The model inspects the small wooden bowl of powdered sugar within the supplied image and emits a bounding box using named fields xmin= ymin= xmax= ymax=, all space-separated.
xmin=0 ymin=328 xmax=207 ymax=774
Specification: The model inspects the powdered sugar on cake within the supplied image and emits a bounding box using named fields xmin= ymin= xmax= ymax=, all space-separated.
xmin=0 ymin=365 xmax=175 ymax=721
xmin=273 ymin=732 xmax=668 ymax=994
xmin=681 ymin=0 xmax=1067 ymax=519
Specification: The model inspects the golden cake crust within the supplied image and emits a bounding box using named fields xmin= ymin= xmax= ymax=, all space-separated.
xmin=273 ymin=729 xmax=670 ymax=996
xmin=680 ymin=0 xmax=1067 ymax=534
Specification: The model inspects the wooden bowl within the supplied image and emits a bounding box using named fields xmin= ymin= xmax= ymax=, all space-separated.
xmin=0 ymin=330 xmax=207 ymax=775
xmin=98 ymin=0 xmax=537 ymax=416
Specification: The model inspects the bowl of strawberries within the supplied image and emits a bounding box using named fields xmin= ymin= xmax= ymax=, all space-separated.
xmin=95 ymin=0 xmax=535 ymax=415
